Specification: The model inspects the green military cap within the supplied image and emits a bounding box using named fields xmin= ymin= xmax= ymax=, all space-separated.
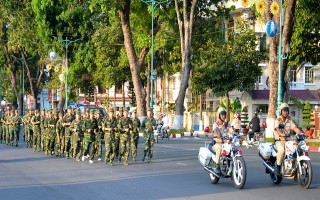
xmin=95 ymin=110 xmax=100 ymax=114
xmin=34 ymin=109 xmax=39 ymax=113
xmin=42 ymin=108 xmax=45 ymax=111
xmin=119 ymin=107 xmax=124 ymax=112
xmin=15 ymin=110 xmax=19 ymax=113
xmin=133 ymin=109 xmax=137 ymax=113
xmin=147 ymin=108 xmax=153 ymax=112
xmin=109 ymin=107 xmax=114 ymax=112
xmin=68 ymin=106 xmax=72 ymax=109
xmin=75 ymin=110 xmax=81 ymax=115
xmin=89 ymin=110 xmax=94 ymax=114
xmin=86 ymin=108 xmax=90 ymax=113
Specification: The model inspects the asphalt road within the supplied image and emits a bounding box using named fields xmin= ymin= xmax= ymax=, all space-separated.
xmin=0 ymin=137 xmax=319 ymax=200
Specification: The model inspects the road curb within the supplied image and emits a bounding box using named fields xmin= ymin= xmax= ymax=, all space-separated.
xmin=308 ymin=146 xmax=320 ymax=152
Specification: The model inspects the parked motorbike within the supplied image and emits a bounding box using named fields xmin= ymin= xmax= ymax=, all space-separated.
xmin=198 ymin=128 xmax=247 ymax=189
xmin=258 ymin=127 xmax=312 ymax=189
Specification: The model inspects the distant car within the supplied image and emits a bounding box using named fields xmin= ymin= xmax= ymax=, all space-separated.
xmin=78 ymin=105 xmax=106 ymax=119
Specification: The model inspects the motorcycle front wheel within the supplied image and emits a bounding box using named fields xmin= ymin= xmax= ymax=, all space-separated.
xmin=298 ymin=160 xmax=312 ymax=189
xmin=232 ymin=156 xmax=247 ymax=189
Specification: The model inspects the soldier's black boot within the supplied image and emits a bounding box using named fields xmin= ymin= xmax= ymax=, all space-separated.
xmin=142 ymin=150 xmax=147 ymax=162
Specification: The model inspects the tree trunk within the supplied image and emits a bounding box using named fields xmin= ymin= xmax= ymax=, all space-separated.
xmin=57 ymin=82 xmax=65 ymax=113
xmin=118 ymin=2 xmax=149 ymax=119
xmin=122 ymin=81 xmax=125 ymax=108
xmin=146 ymin=62 xmax=151 ymax=111
xmin=172 ymin=0 xmax=198 ymax=129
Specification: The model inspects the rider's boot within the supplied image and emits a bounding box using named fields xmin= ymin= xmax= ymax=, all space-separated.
xmin=274 ymin=165 xmax=281 ymax=176
xmin=213 ymin=164 xmax=221 ymax=175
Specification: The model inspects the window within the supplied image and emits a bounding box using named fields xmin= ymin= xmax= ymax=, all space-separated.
xmin=257 ymin=76 xmax=262 ymax=84
xmin=201 ymin=94 xmax=206 ymax=110
xmin=289 ymin=69 xmax=297 ymax=82
xmin=305 ymin=67 xmax=314 ymax=84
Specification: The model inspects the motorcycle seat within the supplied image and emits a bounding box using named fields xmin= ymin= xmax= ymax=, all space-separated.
xmin=207 ymin=143 xmax=216 ymax=155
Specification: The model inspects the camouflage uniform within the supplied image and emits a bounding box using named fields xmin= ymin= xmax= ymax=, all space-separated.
xmin=130 ymin=112 xmax=141 ymax=161
xmin=119 ymin=111 xmax=132 ymax=165
xmin=0 ymin=115 xmax=4 ymax=144
xmin=8 ymin=111 xmax=14 ymax=145
xmin=27 ymin=110 xmax=34 ymax=148
xmin=82 ymin=111 xmax=98 ymax=162
xmin=55 ymin=113 xmax=64 ymax=157
xmin=102 ymin=109 xmax=117 ymax=165
xmin=31 ymin=110 xmax=41 ymax=151
xmin=46 ymin=111 xmax=56 ymax=155
xmin=63 ymin=111 xmax=74 ymax=159
xmin=40 ymin=109 xmax=46 ymax=151
xmin=115 ymin=108 xmax=124 ymax=159
xmin=94 ymin=111 xmax=103 ymax=161
xmin=142 ymin=114 xmax=157 ymax=163
xmin=71 ymin=111 xmax=83 ymax=161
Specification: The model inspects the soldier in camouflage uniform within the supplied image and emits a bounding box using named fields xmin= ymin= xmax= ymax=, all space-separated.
xmin=81 ymin=110 xmax=98 ymax=163
xmin=8 ymin=110 xmax=14 ymax=145
xmin=21 ymin=109 xmax=28 ymax=142
xmin=40 ymin=108 xmax=46 ymax=151
xmin=102 ymin=108 xmax=117 ymax=165
xmin=130 ymin=110 xmax=141 ymax=161
xmin=0 ymin=112 xmax=3 ymax=144
xmin=28 ymin=109 xmax=34 ymax=148
xmin=141 ymin=109 xmax=157 ymax=163
xmin=63 ymin=107 xmax=74 ymax=159
xmin=71 ymin=110 xmax=83 ymax=161
xmin=119 ymin=108 xmax=132 ymax=165
xmin=55 ymin=112 xmax=64 ymax=157
xmin=115 ymin=107 xmax=124 ymax=160
xmin=94 ymin=110 xmax=103 ymax=161
xmin=31 ymin=110 xmax=41 ymax=151
xmin=12 ymin=110 xmax=21 ymax=147
xmin=46 ymin=110 xmax=56 ymax=155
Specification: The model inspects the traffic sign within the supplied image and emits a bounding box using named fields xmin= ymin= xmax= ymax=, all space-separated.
xmin=266 ymin=20 xmax=278 ymax=38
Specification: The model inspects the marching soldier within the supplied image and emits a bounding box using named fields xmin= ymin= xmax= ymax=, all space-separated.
xmin=55 ymin=112 xmax=64 ymax=157
xmin=119 ymin=108 xmax=132 ymax=165
xmin=28 ymin=109 xmax=34 ymax=148
xmin=31 ymin=110 xmax=41 ymax=151
xmin=94 ymin=110 xmax=103 ymax=161
xmin=8 ymin=110 xmax=14 ymax=146
xmin=0 ymin=112 xmax=3 ymax=144
xmin=40 ymin=108 xmax=46 ymax=151
xmin=81 ymin=110 xmax=98 ymax=163
xmin=141 ymin=109 xmax=157 ymax=163
xmin=115 ymin=107 xmax=124 ymax=160
xmin=130 ymin=110 xmax=141 ymax=161
xmin=71 ymin=110 xmax=83 ymax=161
xmin=102 ymin=108 xmax=117 ymax=166
xmin=46 ymin=110 xmax=56 ymax=155
xmin=63 ymin=107 xmax=74 ymax=159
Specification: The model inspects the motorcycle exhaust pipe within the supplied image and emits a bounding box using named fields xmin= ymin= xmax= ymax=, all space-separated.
xmin=259 ymin=155 xmax=274 ymax=173
xmin=204 ymin=166 xmax=221 ymax=178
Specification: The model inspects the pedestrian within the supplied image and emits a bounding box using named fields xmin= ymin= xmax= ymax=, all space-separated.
xmin=119 ymin=108 xmax=132 ymax=165
xmin=141 ymin=109 xmax=157 ymax=163
xmin=71 ymin=110 xmax=83 ymax=161
xmin=94 ymin=110 xmax=103 ymax=161
xmin=130 ymin=110 xmax=140 ymax=161
xmin=31 ymin=110 xmax=41 ymax=151
xmin=81 ymin=110 xmax=98 ymax=163
xmin=62 ymin=107 xmax=74 ymax=159
xmin=102 ymin=107 xmax=117 ymax=166
xmin=115 ymin=107 xmax=124 ymax=160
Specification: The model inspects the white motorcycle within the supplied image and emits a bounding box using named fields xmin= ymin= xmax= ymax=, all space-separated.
xmin=198 ymin=128 xmax=247 ymax=189
xmin=259 ymin=129 xmax=312 ymax=189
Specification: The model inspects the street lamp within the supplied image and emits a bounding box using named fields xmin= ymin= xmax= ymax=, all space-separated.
xmin=18 ymin=57 xmax=33 ymax=116
xmin=62 ymin=37 xmax=79 ymax=109
xmin=276 ymin=0 xmax=290 ymax=116
xmin=141 ymin=0 xmax=167 ymax=111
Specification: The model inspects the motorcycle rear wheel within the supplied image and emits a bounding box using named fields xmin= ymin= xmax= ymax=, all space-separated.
xmin=232 ymin=157 xmax=247 ymax=189
xmin=209 ymin=173 xmax=219 ymax=184
xmin=298 ymin=160 xmax=312 ymax=189
xmin=270 ymin=173 xmax=283 ymax=184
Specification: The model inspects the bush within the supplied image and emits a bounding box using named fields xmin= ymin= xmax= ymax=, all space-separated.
xmin=169 ymin=129 xmax=186 ymax=134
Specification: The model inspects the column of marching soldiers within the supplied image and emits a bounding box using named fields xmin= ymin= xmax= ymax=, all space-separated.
xmin=0 ymin=106 xmax=157 ymax=165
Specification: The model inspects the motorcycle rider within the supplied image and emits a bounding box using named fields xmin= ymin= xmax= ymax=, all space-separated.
xmin=247 ymin=111 xmax=260 ymax=142
xmin=210 ymin=108 xmax=234 ymax=175
xmin=231 ymin=112 xmax=241 ymax=133
xmin=273 ymin=103 xmax=303 ymax=175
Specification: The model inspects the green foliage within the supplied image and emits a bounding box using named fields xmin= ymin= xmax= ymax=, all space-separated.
xmin=169 ymin=129 xmax=186 ymax=134
xmin=191 ymin=22 xmax=263 ymax=99
xmin=290 ymin=0 xmax=320 ymax=66
xmin=302 ymin=102 xmax=313 ymax=128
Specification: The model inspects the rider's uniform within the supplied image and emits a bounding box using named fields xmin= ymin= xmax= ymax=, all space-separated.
xmin=274 ymin=116 xmax=297 ymax=165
